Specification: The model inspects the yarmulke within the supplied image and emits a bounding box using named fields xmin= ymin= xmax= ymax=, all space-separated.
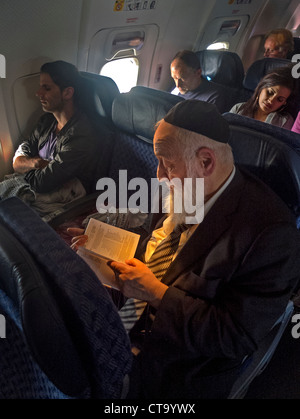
xmin=164 ymin=99 xmax=229 ymax=143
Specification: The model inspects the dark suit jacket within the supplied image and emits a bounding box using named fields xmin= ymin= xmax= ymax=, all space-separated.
xmin=178 ymin=78 xmax=235 ymax=113
xmin=129 ymin=167 xmax=300 ymax=399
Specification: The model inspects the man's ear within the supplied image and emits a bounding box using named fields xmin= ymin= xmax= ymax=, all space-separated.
xmin=196 ymin=68 xmax=202 ymax=78
xmin=62 ymin=86 xmax=74 ymax=101
xmin=196 ymin=147 xmax=216 ymax=176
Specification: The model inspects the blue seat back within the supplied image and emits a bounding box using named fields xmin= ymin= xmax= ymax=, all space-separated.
xmin=74 ymin=73 xmax=122 ymax=190
xmin=109 ymin=87 xmax=184 ymax=211
xmin=242 ymin=57 xmax=292 ymax=92
xmin=229 ymin=300 xmax=294 ymax=398
xmin=195 ymin=50 xmax=245 ymax=89
xmin=80 ymin=71 xmax=120 ymax=120
xmin=223 ymin=112 xmax=300 ymax=226
xmin=0 ymin=287 xmax=70 ymax=399
xmin=287 ymin=37 xmax=300 ymax=58
xmin=0 ymin=197 xmax=132 ymax=398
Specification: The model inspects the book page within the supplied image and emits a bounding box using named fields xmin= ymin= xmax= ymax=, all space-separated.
xmin=84 ymin=218 xmax=140 ymax=262
xmin=77 ymin=246 xmax=120 ymax=289
xmin=77 ymin=218 xmax=140 ymax=289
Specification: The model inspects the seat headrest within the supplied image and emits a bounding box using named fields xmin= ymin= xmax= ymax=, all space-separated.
xmin=195 ymin=50 xmax=245 ymax=88
xmin=293 ymin=37 xmax=300 ymax=54
xmin=223 ymin=112 xmax=300 ymax=220
xmin=79 ymin=72 xmax=120 ymax=118
xmin=243 ymin=58 xmax=291 ymax=91
xmin=111 ymin=86 xmax=184 ymax=142
xmin=287 ymin=37 xmax=300 ymax=59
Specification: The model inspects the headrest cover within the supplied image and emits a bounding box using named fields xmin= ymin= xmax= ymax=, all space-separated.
xmin=164 ymin=99 xmax=230 ymax=143
xmin=112 ymin=87 xmax=184 ymax=141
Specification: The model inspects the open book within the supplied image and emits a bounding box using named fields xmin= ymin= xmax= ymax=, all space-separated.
xmin=77 ymin=218 xmax=140 ymax=289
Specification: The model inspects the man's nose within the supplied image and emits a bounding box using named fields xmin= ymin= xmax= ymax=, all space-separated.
xmin=176 ymin=79 xmax=183 ymax=88
xmin=157 ymin=165 xmax=168 ymax=181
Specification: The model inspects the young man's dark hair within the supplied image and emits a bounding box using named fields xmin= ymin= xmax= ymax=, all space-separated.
xmin=40 ymin=60 xmax=82 ymax=106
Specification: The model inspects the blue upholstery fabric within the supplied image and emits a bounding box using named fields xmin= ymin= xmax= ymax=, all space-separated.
xmin=72 ymin=72 xmax=121 ymax=190
xmin=107 ymin=133 xmax=158 ymax=212
xmin=0 ymin=221 xmax=91 ymax=398
xmin=113 ymin=86 xmax=184 ymax=142
xmin=195 ymin=50 xmax=245 ymax=89
xmin=0 ymin=197 xmax=132 ymax=399
xmin=287 ymin=37 xmax=300 ymax=59
xmin=223 ymin=112 xmax=300 ymax=226
xmin=243 ymin=57 xmax=291 ymax=92
xmin=293 ymin=37 xmax=300 ymax=54
xmin=0 ymin=289 xmax=70 ymax=399
xmin=109 ymin=87 xmax=185 ymax=212
xmin=80 ymin=72 xmax=120 ymax=120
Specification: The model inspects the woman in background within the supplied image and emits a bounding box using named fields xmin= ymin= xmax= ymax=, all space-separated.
xmin=230 ymin=66 xmax=296 ymax=130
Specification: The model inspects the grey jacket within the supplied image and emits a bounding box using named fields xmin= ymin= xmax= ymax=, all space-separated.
xmin=230 ymin=102 xmax=294 ymax=130
xmin=14 ymin=111 xmax=100 ymax=193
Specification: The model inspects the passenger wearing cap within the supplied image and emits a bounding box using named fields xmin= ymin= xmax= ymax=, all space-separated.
xmin=70 ymin=100 xmax=300 ymax=399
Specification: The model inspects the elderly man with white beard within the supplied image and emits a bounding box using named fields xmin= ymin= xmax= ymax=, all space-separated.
xmin=69 ymin=100 xmax=300 ymax=399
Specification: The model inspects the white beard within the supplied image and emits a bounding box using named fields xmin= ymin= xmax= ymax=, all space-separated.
xmin=162 ymin=165 xmax=203 ymax=226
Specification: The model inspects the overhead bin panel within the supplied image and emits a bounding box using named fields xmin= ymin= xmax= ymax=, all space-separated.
xmin=199 ymin=15 xmax=250 ymax=51
xmin=87 ymin=24 xmax=159 ymax=88
xmin=88 ymin=24 xmax=157 ymax=64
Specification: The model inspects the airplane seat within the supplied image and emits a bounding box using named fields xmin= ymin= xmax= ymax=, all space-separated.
xmin=47 ymin=86 xmax=184 ymax=236
xmin=223 ymin=111 xmax=300 ymax=398
xmin=228 ymin=300 xmax=294 ymax=398
xmin=194 ymin=50 xmax=246 ymax=111
xmin=236 ymin=57 xmax=300 ymax=118
xmin=56 ymin=71 xmax=122 ymax=196
xmin=0 ymin=197 xmax=132 ymax=399
xmin=195 ymin=50 xmax=245 ymax=89
xmin=222 ymin=111 xmax=300 ymax=228
xmin=117 ymin=86 xmax=185 ymax=141
xmin=102 ymin=86 xmax=185 ymax=210
xmin=287 ymin=37 xmax=300 ymax=59
xmin=0 ymin=287 xmax=70 ymax=399
xmin=79 ymin=71 xmax=120 ymax=122
xmin=242 ymin=57 xmax=292 ymax=94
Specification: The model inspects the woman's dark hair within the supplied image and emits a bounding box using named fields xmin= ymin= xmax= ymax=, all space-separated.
xmin=40 ymin=60 xmax=82 ymax=106
xmin=238 ymin=64 xmax=297 ymax=117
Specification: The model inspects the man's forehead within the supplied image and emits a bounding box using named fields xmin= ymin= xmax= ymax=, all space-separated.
xmin=154 ymin=140 xmax=177 ymax=160
xmin=265 ymin=35 xmax=280 ymax=46
xmin=154 ymin=120 xmax=178 ymax=138
xmin=171 ymin=59 xmax=191 ymax=72
xmin=39 ymin=73 xmax=55 ymax=84
xmin=154 ymin=122 xmax=178 ymax=154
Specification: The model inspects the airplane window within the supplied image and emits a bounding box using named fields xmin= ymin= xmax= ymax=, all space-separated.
xmin=206 ymin=42 xmax=229 ymax=50
xmin=100 ymin=57 xmax=139 ymax=93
